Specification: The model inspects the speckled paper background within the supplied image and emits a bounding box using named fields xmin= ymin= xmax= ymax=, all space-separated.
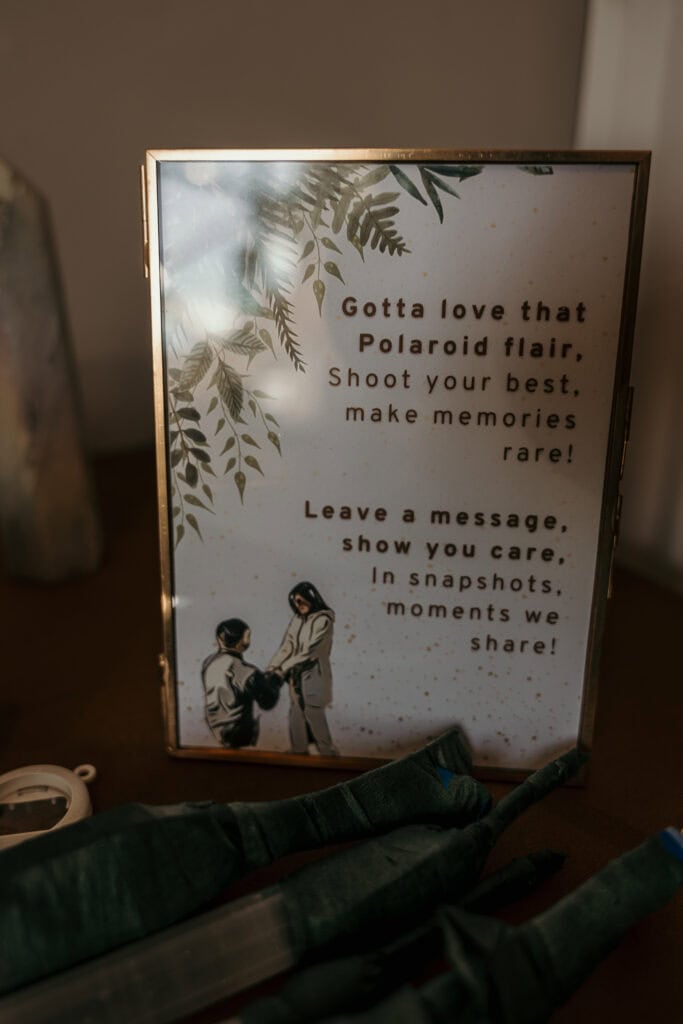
xmin=157 ymin=160 xmax=636 ymax=768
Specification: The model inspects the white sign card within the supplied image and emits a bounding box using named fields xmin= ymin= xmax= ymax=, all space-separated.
xmin=145 ymin=150 xmax=648 ymax=774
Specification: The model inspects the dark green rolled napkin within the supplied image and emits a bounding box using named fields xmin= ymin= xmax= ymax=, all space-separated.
xmin=459 ymin=849 xmax=567 ymax=914
xmin=482 ymin=829 xmax=683 ymax=1023
xmin=318 ymin=829 xmax=683 ymax=1023
xmin=280 ymin=749 xmax=583 ymax=959
xmin=229 ymin=726 xmax=489 ymax=868
xmin=0 ymin=727 xmax=489 ymax=994
xmin=239 ymin=850 xmax=565 ymax=1024
xmin=0 ymin=748 xmax=581 ymax=1016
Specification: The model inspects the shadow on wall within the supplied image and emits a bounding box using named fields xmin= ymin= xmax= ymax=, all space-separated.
xmin=575 ymin=0 xmax=683 ymax=591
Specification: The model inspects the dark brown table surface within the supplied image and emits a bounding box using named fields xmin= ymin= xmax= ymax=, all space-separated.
xmin=1 ymin=450 xmax=682 ymax=1022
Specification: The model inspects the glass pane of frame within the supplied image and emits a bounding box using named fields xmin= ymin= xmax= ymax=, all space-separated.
xmin=146 ymin=149 xmax=648 ymax=775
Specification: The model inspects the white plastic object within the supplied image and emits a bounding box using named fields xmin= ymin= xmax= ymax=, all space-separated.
xmin=0 ymin=763 xmax=96 ymax=850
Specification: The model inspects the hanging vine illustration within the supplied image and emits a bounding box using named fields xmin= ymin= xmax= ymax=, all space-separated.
xmin=163 ymin=161 xmax=551 ymax=546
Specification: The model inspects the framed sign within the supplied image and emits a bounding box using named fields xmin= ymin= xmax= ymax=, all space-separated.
xmin=143 ymin=149 xmax=649 ymax=775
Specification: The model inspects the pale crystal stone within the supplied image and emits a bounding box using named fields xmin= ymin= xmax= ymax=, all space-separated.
xmin=0 ymin=159 xmax=101 ymax=580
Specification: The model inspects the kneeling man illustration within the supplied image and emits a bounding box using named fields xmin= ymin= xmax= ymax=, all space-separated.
xmin=202 ymin=618 xmax=281 ymax=748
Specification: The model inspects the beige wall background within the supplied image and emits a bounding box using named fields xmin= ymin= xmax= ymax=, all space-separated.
xmin=576 ymin=0 xmax=683 ymax=589
xmin=3 ymin=1 xmax=679 ymax=584
xmin=0 ymin=0 xmax=586 ymax=450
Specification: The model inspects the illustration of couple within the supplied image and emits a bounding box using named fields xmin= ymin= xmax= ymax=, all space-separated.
xmin=201 ymin=581 xmax=339 ymax=757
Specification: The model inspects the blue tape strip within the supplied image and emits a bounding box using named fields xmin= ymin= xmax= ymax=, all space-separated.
xmin=436 ymin=766 xmax=455 ymax=790
xmin=658 ymin=828 xmax=683 ymax=863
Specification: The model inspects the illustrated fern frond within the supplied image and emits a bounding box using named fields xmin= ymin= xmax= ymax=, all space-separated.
xmin=179 ymin=340 xmax=213 ymax=391
xmin=346 ymin=195 xmax=409 ymax=255
xmin=266 ymin=280 xmax=305 ymax=371
xmin=247 ymin=215 xmax=306 ymax=371
xmin=211 ymin=361 xmax=244 ymax=419
xmin=221 ymin=326 xmax=268 ymax=365
xmin=300 ymin=164 xmax=352 ymax=227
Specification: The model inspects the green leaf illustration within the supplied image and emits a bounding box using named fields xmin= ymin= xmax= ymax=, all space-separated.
xmin=211 ymin=362 xmax=244 ymax=419
xmin=180 ymin=341 xmax=213 ymax=391
xmin=184 ymin=427 xmax=208 ymax=444
xmin=367 ymin=192 xmax=400 ymax=207
xmin=215 ymin=417 xmax=225 ymax=435
xmin=170 ymin=449 xmax=183 ymax=468
xmin=389 ymin=164 xmax=427 ymax=204
xmin=258 ymin=328 xmax=276 ymax=356
xmin=224 ymin=456 xmax=236 ymax=473
xmin=346 ymin=200 xmax=363 ymax=242
xmin=357 ymin=166 xmax=391 ymax=189
xmin=224 ymin=328 xmax=267 ymax=365
xmin=177 ymin=406 xmax=201 ymax=421
xmin=186 ymin=513 xmax=202 ymax=539
xmin=172 ymin=389 xmax=195 ymax=403
xmin=428 ymin=164 xmax=482 ymax=180
xmin=347 ymin=194 xmax=408 ymax=256
xmin=235 ymin=471 xmax=246 ymax=502
xmin=428 ymin=173 xmax=461 ymax=199
xmin=420 ymin=168 xmax=444 ymax=223
xmin=244 ymin=454 xmax=264 ymax=475
xmin=313 ymin=278 xmax=326 ymax=314
xmin=302 ymin=263 xmax=316 ymax=283
xmin=267 ymin=430 xmax=282 ymax=454
xmin=331 ymin=187 xmax=354 ymax=233
xmin=185 ymin=463 xmax=199 ymax=487
xmin=243 ymin=244 xmax=257 ymax=288
xmin=208 ymin=396 xmax=218 ymax=413
xmin=175 ymin=523 xmax=185 ymax=545
xmin=300 ymin=239 xmax=315 ymax=261
xmin=202 ymin=484 xmax=213 ymax=502
xmin=190 ymin=447 xmax=211 ymax=463
xmin=265 ymin=412 xmax=279 ymax=426
xmin=241 ymin=434 xmax=260 ymax=448
xmin=184 ymin=493 xmax=214 ymax=513
xmin=324 ymin=260 xmax=344 ymax=283
xmin=262 ymin=259 xmax=305 ymax=371
xmin=220 ymin=435 xmax=236 ymax=455
xmin=321 ymin=236 xmax=342 ymax=253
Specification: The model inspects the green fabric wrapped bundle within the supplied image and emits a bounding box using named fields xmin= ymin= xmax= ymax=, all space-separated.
xmin=230 ymin=726 xmax=489 ymax=869
xmin=310 ymin=830 xmax=683 ymax=1023
xmin=0 ymin=727 xmax=489 ymax=994
xmin=239 ymin=851 xmax=566 ymax=1024
xmin=278 ymin=750 xmax=582 ymax=959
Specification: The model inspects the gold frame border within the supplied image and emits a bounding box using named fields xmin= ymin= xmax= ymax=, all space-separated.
xmin=144 ymin=148 xmax=650 ymax=779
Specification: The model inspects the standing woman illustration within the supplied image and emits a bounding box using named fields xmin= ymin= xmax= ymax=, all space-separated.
xmin=268 ymin=581 xmax=338 ymax=756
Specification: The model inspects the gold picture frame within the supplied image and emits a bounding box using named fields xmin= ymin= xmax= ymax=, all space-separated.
xmin=143 ymin=148 xmax=651 ymax=774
